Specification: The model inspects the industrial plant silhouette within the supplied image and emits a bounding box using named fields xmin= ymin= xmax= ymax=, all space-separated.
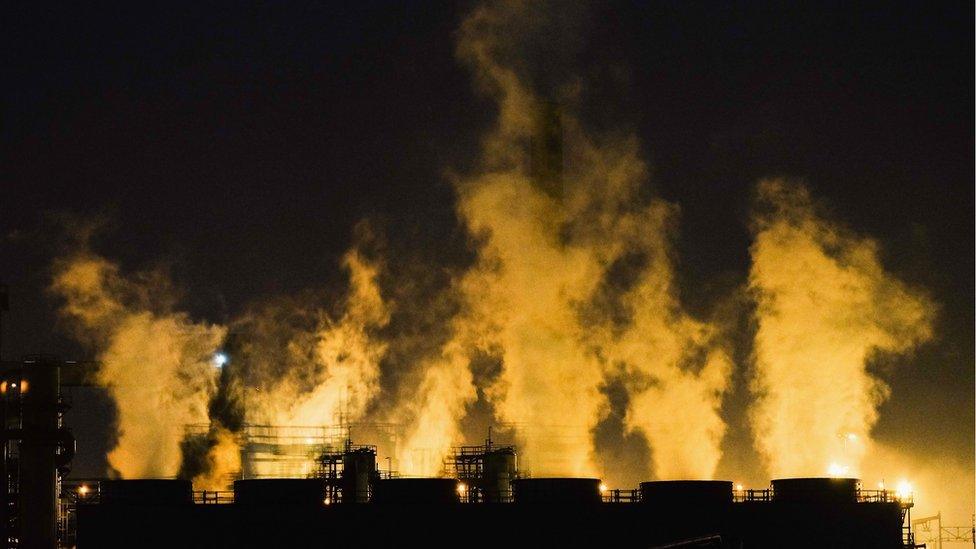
xmin=2 ymin=356 xmax=919 ymax=548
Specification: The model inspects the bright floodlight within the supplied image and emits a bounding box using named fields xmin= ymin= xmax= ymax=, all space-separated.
xmin=599 ymin=483 xmax=608 ymax=493
xmin=895 ymin=480 xmax=912 ymax=500
xmin=827 ymin=462 xmax=849 ymax=477
xmin=213 ymin=352 xmax=229 ymax=368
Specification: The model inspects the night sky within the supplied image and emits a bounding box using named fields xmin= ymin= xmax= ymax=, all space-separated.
xmin=2 ymin=0 xmax=972 ymax=501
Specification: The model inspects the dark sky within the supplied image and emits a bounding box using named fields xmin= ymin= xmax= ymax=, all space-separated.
xmin=2 ymin=1 xmax=972 ymax=480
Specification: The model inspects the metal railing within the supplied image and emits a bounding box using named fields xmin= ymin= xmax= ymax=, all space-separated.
xmin=456 ymin=485 xmax=515 ymax=504
xmin=602 ymin=489 xmax=640 ymax=503
xmin=194 ymin=490 xmax=234 ymax=504
xmin=595 ymin=488 xmax=912 ymax=505
xmin=63 ymin=482 xmax=915 ymax=507
xmin=858 ymin=489 xmax=912 ymax=505
xmin=731 ymin=488 xmax=911 ymax=504
xmin=733 ymin=489 xmax=772 ymax=503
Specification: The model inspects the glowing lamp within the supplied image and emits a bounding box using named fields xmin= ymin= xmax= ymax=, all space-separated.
xmin=895 ymin=480 xmax=912 ymax=500
xmin=827 ymin=462 xmax=849 ymax=477
xmin=212 ymin=352 xmax=229 ymax=368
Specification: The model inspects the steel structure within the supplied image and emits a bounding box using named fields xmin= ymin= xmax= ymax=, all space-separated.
xmin=182 ymin=420 xmax=400 ymax=485
xmin=72 ymin=474 xmax=922 ymax=548
xmin=912 ymin=513 xmax=976 ymax=548
xmin=313 ymin=440 xmax=379 ymax=503
xmin=0 ymin=357 xmax=75 ymax=549
xmin=444 ymin=432 xmax=517 ymax=503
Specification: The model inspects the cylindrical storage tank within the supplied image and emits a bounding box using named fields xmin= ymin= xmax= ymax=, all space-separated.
xmin=771 ymin=478 xmax=858 ymax=503
xmin=233 ymin=479 xmax=326 ymax=505
xmin=341 ymin=448 xmax=376 ymax=503
xmin=639 ymin=480 xmax=733 ymax=505
xmin=371 ymin=478 xmax=460 ymax=504
xmin=512 ymin=478 xmax=602 ymax=504
xmin=99 ymin=479 xmax=193 ymax=505
xmin=482 ymin=448 xmax=517 ymax=503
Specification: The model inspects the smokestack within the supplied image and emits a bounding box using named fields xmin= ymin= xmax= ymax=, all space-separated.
xmin=530 ymin=101 xmax=563 ymax=199
xmin=12 ymin=356 xmax=74 ymax=549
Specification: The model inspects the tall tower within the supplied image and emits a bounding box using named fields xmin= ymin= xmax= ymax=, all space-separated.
xmin=530 ymin=101 xmax=563 ymax=200
xmin=1 ymin=356 xmax=75 ymax=549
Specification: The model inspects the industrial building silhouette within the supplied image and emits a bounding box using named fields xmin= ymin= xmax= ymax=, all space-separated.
xmin=3 ymin=355 xmax=919 ymax=548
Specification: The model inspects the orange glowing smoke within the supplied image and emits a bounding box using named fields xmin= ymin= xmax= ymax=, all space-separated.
xmin=394 ymin=0 xmax=731 ymax=478
xmin=52 ymin=253 xmax=225 ymax=478
xmin=748 ymin=180 xmax=933 ymax=478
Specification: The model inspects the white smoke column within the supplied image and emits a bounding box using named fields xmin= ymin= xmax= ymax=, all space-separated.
xmin=457 ymin=168 xmax=606 ymax=476
xmin=192 ymin=427 xmax=242 ymax=491
xmin=608 ymin=227 xmax=732 ymax=479
xmin=52 ymin=254 xmax=225 ymax=478
xmin=391 ymin=0 xmax=732 ymax=478
xmin=277 ymin=248 xmax=390 ymax=426
xmin=749 ymin=179 xmax=933 ymax=477
xmin=397 ymin=339 xmax=477 ymax=476
xmin=572 ymin=151 xmax=732 ymax=480
xmin=246 ymin=247 xmax=390 ymax=427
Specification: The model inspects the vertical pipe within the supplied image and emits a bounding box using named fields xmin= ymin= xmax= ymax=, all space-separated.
xmin=938 ymin=511 xmax=943 ymax=549
xmin=530 ymin=101 xmax=563 ymax=199
xmin=19 ymin=359 xmax=59 ymax=549
xmin=0 ymin=279 xmax=8 ymax=544
xmin=0 ymin=374 xmax=7 ymax=549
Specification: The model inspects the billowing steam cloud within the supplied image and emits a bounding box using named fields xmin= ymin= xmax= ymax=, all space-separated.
xmin=242 ymin=246 xmax=390 ymax=429
xmin=190 ymin=427 xmax=242 ymax=491
xmin=51 ymin=252 xmax=226 ymax=478
xmin=392 ymin=0 xmax=731 ymax=479
xmin=396 ymin=339 xmax=477 ymax=475
xmin=748 ymin=179 xmax=933 ymax=478
xmin=52 ymin=235 xmax=390 ymax=484
xmin=58 ymin=2 xmax=946 ymax=491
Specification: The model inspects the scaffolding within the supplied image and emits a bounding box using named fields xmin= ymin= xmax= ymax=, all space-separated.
xmin=183 ymin=421 xmax=400 ymax=485
xmin=239 ymin=424 xmax=339 ymax=479
xmin=912 ymin=513 xmax=975 ymax=548
xmin=444 ymin=434 xmax=517 ymax=503
xmin=489 ymin=422 xmax=586 ymax=478
xmin=313 ymin=440 xmax=379 ymax=504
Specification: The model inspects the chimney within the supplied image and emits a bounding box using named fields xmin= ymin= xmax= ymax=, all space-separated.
xmin=530 ymin=101 xmax=563 ymax=199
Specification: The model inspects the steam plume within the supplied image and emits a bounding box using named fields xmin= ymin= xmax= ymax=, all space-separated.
xmin=50 ymin=1 xmax=744 ymax=484
xmin=51 ymin=253 xmax=225 ymax=478
xmin=748 ymin=179 xmax=933 ymax=477
xmin=243 ymin=247 xmax=390 ymax=428
xmin=390 ymin=0 xmax=732 ymax=479
xmin=397 ymin=339 xmax=477 ymax=475
xmin=191 ymin=427 xmax=242 ymax=491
